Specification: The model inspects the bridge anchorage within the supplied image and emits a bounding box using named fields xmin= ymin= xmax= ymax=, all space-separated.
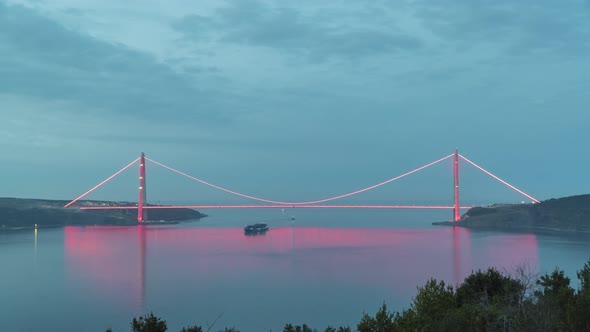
xmin=63 ymin=149 xmax=540 ymax=223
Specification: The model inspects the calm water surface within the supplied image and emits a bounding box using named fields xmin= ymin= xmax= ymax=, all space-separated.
xmin=2 ymin=209 xmax=590 ymax=332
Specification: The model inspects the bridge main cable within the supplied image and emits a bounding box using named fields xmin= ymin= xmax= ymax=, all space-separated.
xmin=145 ymin=153 xmax=454 ymax=205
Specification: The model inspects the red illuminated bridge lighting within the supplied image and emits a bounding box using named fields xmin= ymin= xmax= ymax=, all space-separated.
xmin=64 ymin=149 xmax=540 ymax=222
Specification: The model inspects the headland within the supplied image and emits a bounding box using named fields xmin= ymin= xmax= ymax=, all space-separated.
xmin=0 ymin=197 xmax=206 ymax=231
xmin=433 ymin=194 xmax=590 ymax=233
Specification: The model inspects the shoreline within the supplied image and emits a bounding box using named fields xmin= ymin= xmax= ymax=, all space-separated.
xmin=432 ymin=220 xmax=590 ymax=236
xmin=0 ymin=218 xmax=204 ymax=233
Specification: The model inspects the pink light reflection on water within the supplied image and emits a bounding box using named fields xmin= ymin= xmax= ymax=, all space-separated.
xmin=64 ymin=226 xmax=147 ymax=313
xmin=64 ymin=225 xmax=539 ymax=327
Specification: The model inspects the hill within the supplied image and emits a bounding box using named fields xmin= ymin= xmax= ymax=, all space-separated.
xmin=435 ymin=194 xmax=590 ymax=232
xmin=0 ymin=197 xmax=206 ymax=231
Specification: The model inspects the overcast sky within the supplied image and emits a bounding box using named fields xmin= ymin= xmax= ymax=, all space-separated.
xmin=1 ymin=0 xmax=589 ymax=206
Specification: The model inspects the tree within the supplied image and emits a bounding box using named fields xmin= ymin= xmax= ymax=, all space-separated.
xmin=391 ymin=309 xmax=417 ymax=331
xmin=456 ymin=268 xmax=523 ymax=307
xmin=577 ymin=258 xmax=590 ymax=291
xmin=412 ymin=279 xmax=455 ymax=322
xmin=573 ymin=259 xmax=590 ymax=331
xmin=131 ymin=312 xmax=167 ymax=332
xmin=534 ymin=268 xmax=575 ymax=331
xmin=283 ymin=323 xmax=315 ymax=332
xmin=324 ymin=327 xmax=351 ymax=332
xmin=357 ymin=303 xmax=395 ymax=332
xmin=391 ymin=279 xmax=455 ymax=331
xmin=180 ymin=326 xmax=202 ymax=332
xmin=301 ymin=324 xmax=314 ymax=332
xmin=454 ymin=268 xmax=524 ymax=330
xmin=357 ymin=312 xmax=375 ymax=332
xmin=573 ymin=291 xmax=590 ymax=332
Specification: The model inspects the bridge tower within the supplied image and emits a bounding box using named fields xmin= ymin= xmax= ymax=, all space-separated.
xmin=453 ymin=148 xmax=460 ymax=221
xmin=138 ymin=152 xmax=147 ymax=222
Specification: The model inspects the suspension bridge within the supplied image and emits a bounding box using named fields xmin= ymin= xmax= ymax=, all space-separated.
xmin=63 ymin=149 xmax=540 ymax=222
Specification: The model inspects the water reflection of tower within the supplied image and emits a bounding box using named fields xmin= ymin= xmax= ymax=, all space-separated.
xmin=137 ymin=225 xmax=147 ymax=314
xmin=452 ymin=226 xmax=471 ymax=286
xmin=290 ymin=218 xmax=295 ymax=251
xmin=34 ymin=226 xmax=38 ymax=264
xmin=452 ymin=227 xmax=461 ymax=285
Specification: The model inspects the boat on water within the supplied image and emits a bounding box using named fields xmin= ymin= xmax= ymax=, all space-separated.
xmin=244 ymin=222 xmax=269 ymax=235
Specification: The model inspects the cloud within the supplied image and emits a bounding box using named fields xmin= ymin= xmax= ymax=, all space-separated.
xmin=412 ymin=0 xmax=590 ymax=55
xmin=173 ymin=0 xmax=423 ymax=62
xmin=0 ymin=2 xmax=237 ymax=123
xmin=1 ymin=0 xmax=590 ymax=201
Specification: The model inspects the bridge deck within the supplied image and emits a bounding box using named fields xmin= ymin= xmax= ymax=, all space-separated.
xmin=79 ymin=205 xmax=473 ymax=210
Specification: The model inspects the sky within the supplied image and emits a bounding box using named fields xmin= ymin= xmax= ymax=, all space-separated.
xmin=1 ymin=0 xmax=589 ymax=206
